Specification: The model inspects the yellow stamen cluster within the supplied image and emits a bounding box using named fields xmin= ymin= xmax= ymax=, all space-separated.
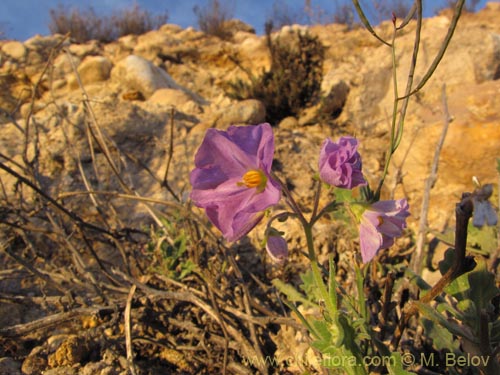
xmin=237 ymin=169 xmax=267 ymax=192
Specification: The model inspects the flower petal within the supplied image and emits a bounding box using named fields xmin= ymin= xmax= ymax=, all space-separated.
xmin=358 ymin=198 xmax=410 ymax=262
xmin=359 ymin=216 xmax=383 ymax=263
xmin=226 ymin=123 xmax=275 ymax=172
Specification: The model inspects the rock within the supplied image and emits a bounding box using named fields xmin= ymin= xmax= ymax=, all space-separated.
xmin=110 ymin=54 xmax=173 ymax=96
xmin=24 ymin=34 xmax=68 ymax=52
xmin=278 ymin=116 xmax=299 ymax=129
xmin=0 ymin=357 xmax=22 ymax=375
xmin=22 ymin=347 xmax=48 ymax=375
xmin=47 ymin=335 xmax=89 ymax=367
xmin=72 ymin=55 xmax=112 ymax=87
xmin=1 ymin=41 xmax=27 ymax=61
xmin=52 ymin=53 xmax=81 ymax=80
xmin=133 ymin=29 xmax=172 ymax=60
xmin=159 ymin=24 xmax=183 ymax=34
xmin=223 ymin=19 xmax=256 ymax=35
xmin=67 ymin=40 xmax=101 ymax=57
xmin=148 ymin=88 xmax=200 ymax=114
xmin=80 ymin=361 xmax=118 ymax=375
xmin=111 ymin=55 xmax=192 ymax=99
xmin=215 ymin=99 xmax=266 ymax=127
xmin=43 ymin=367 xmax=79 ymax=375
xmin=319 ymin=80 xmax=350 ymax=119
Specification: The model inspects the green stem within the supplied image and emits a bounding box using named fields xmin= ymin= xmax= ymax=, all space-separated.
xmin=304 ymin=223 xmax=337 ymax=319
xmin=374 ymin=24 xmax=399 ymax=200
xmin=352 ymin=0 xmax=391 ymax=47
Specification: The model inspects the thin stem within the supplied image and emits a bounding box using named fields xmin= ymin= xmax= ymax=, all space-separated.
xmin=304 ymin=223 xmax=337 ymax=319
xmin=375 ymin=1 xmax=422 ymax=200
xmin=311 ymin=180 xmax=322 ymax=220
xmin=403 ymin=0 xmax=465 ymax=98
xmin=272 ymin=172 xmax=308 ymax=226
xmin=352 ymin=0 xmax=391 ymax=47
xmin=374 ymin=23 xmax=399 ymax=200
xmin=393 ymin=0 xmax=422 ymax=151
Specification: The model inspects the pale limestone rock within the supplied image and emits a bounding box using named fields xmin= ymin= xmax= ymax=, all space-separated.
xmin=23 ymin=34 xmax=68 ymax=51
xmin=159 ymin=24 xmax=183 ymax=33
xmin=111 ymin=54 xmax=183 ymax=98
xmin=148 ymin=88 xmax=201 ymax=114
xmin=67 ymin=40 xmax=100 ymax=57
xmin=278 ymin=116 xmax=299 ymax=130
xmin=52 ymin=53 xmax=81 ymax=80
xmin=222 ymin=19 xmax=255 ymax=35
xmin=1 ymin=41 xmax=26 ymax=61
xmin=133 ymin=29 xmax=172 ymax=60
xmin=117 ymin=34 xmax=138 ymax=50
xmin=75 ymin=55 xmax=112 ymax=86
xmin=215 ymin=99 xmax=266 ymax=127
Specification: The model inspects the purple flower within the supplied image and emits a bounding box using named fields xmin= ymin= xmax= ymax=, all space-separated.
xmin=472 ymin=184 xmax=498 ymax=227
xmin=190 ymin=123 xmax=281 ymax=242
xmin=266 ymin=234 xmax=288 ymax=264
xmin=358 ymin=199 xmax=410 ymax=263
xmin=319 ymin=136 xmax=366 ymax=189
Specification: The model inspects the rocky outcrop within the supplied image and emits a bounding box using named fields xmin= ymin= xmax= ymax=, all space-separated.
xmin=0 ymin=2 xmax=499 ymax=232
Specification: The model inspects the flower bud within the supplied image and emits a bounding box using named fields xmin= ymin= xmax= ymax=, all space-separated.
xmin=319 ymin=136 xmax=366 ymax=189
xmin=265 ymin=232 xmax=288 ymax=264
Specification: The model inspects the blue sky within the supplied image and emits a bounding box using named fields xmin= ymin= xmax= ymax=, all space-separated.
xmin=0 ymin=0 xmax=493 ymax=41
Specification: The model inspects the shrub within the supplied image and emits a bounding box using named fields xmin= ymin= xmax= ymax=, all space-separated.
xmin=372 ymin=0 xmax=413 ymax=21
xmin=333 ymin=3 xmax=357 ymax=29
xmin=227 ymin=27 xmax=325 ymax=124
xmin=193 ymin=0 xmax=233 ymax=39
xmin=48 ymin=3 xmax=168 ymax=43
xmin=266 ymin=0 xmax=334 ymax=31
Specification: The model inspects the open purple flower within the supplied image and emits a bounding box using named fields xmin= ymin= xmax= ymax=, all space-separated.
xmin=358 ymin=199 xmax=410 ymax=263
xmin=319 ymin=136 xmax=366 ymax=189
xmin=190 ymin=123 xmax=281 ymax=242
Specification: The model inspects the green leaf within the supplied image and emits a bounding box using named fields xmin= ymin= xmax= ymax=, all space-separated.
xmin=300 ymin=269 xmax=319 ymax=301
xmin=467 ymin=258 xmax=500 ymax=312
xmin=328 ymin=257 xmax=338 ymax=316
xmin=272 ymin=279 xmax=316 ymax=308
xmin=467 ymin=224 xmax=497 ymax=255
xmin=438 ymin=247 xmax=456 ymax=276
xmin=178 ymin=260 xmax=196 ymax=280
xmin=444 ymin=264 xmax=470 ymax=301
xmin=386 ymin=353 xmax=416 ymax=375
xmin=311 ymin=320 xmax=332 ymax=342
xmin=421 ymin=317 xmax=460 ymax=352
xmin=414 ymin=302 xmax=476 ymax=343
xmin=333 ymin=187 xmax=354 ymax=203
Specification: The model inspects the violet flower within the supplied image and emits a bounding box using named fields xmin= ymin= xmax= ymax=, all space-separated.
xmin=190 ymin=123 xmax=281 ymax=242
xmin=358 ymin=199 xmax=410 ymax=263
xmin=319 ymin=136 xmax=366 ymax=189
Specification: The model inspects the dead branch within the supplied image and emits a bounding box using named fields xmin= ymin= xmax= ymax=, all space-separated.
xmin=411 ymin=84 xmax=452 ymax=273
xmin=0 ymin=305 xmax=118 ymax=338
